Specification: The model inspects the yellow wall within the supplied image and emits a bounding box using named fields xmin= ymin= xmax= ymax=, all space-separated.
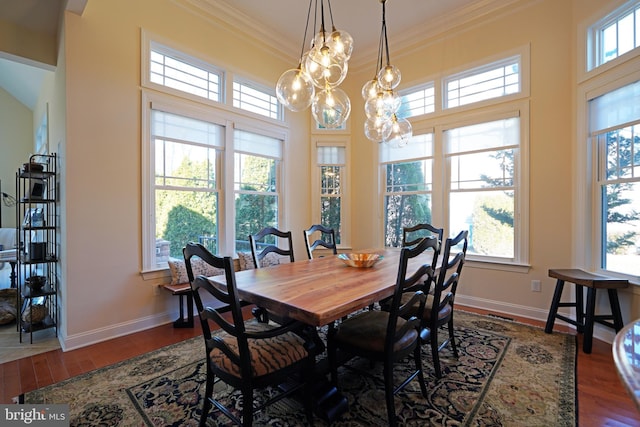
xmin=60 ymin=0 xmax=311 ymax=347
xmin=0 ymin=88 xmax=32 ymax=229
xmin=5 ymin=0 xmax=637 ymax=349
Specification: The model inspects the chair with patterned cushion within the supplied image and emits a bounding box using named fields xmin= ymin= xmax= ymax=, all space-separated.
xmin=303 ymin=224 xmax=338 ymax=259
xmin=183 ymin=242 xmax=317 ymax=427
xmin=419 ymin=229 xmax=468 ymax=379
xmin=249 ymin=227 xmax=295 ymax=323
xmin=402 ymin=223 xmax=443 ymax=248
xmin=327 ymin=236 xmax=437 ymax=427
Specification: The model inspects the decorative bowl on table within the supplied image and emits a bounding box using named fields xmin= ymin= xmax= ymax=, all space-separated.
xmin=338 ymin=253 xmax=383 ymax=268
xmin=25 ymin=275 xmax=47 ymax=292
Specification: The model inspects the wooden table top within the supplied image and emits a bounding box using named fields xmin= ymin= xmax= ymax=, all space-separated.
xmin=613 ymin=318 xmax=640 ymax=412
xmin=210 ymin=248 xmax=407 ymax=326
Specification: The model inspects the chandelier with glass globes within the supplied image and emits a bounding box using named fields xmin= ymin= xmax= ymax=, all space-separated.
xmin=363 ymin=0 xmax=412 ymax=146
xmin=276 ymin=0 xmax=353 ymax=130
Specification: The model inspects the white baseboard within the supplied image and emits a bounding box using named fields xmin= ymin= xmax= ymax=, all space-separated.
xmin=456 ymin=294 xmax=617 ymax=345
xmin=60 ymin=295 xmax=619 ymax=352
xmin=61 ymin=312 xmax=176 ymax=352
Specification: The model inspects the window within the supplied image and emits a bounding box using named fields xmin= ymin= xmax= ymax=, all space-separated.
xmin=141 ymin=35 xmax=289 ymax=272
xmin=234 ymin=129 xmax=283 ymax=251
xmin=398 ymin=83 xmax=435 ymax=119
xmin=233 ymin=79 xmax=281 ymax=120
xmin=444 ymin=56 xmax=520 ymax=109
xmin=381 ymin=134 xmax=434 ymax=247
xmin=588 ymin=1 xmax=640 ymax=70
xmin=149 ymin=41 xmax=223 ymax=103
xmin=381 ymin=48 xmax=529 ymax=266
xmin=150 ymin=108 xmax=223 ymax=268
xmin=316 ymin=144 xmax=345 ymax=244
xmin=445 ymin=117 xmax=520 ymax=260
xmin=589 ymin=81 xmax=640 ymax=276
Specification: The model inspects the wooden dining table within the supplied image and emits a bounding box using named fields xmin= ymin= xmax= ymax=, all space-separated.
xmin=210 ymin=248 xmax=408 ymax=327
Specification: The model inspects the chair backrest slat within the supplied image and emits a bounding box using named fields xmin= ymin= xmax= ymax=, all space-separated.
xmin=402 ymin=223 xmax=444 ymax=248
xmin=249 ymin=227 xmax=295 ymax=268
xmin=303 ymin=224 xmax=338 ymax=259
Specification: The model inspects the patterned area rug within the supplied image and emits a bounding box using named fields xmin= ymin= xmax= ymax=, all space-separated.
xmin=23 ymin=311 xmax=576 ymax=426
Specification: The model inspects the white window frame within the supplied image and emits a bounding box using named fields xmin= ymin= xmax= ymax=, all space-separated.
xmin=311 ymin=136 xmax=351 ymax=248
xmin=579 ymin=0 xmax=640 ymax=82
xmin=378 ymin=47 xmax=530 ymax=271
xmin=443 ymin=55 xmax=522 ymax=110
xmin=576 ymin=54 xmax=640 ymax=281
xmin=232 ymin=77 xmax=282 ymax=120
xmin=141 ymin=33 xmax=289 ymax=275
xmin=379 ymin=132 xmax=435 ymax=248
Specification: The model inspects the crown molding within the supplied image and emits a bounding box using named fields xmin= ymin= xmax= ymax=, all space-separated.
xmin=173 ymin=0 xmax=537 ymax=74
xmin=172 ymin=0 xmax=299 ymax=65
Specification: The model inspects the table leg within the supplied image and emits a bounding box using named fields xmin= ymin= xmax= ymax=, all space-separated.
xmin=545 ymin=279 xmax=564 ymax=333
xmin=575 ymin=283 xmax=584 ymax=333
xmin=608 ymin=288 xmax=624 ymax=331
xmin=583 ymin=288 xmax=597 ymax=354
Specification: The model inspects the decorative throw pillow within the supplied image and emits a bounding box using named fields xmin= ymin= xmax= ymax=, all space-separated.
xmin=167 ymin=258 xmax=224 ymax=285
xmin=237 ymin=252 xmax=255 ymax=270
xmin=237 ymin=251 xmax=289 ymax=270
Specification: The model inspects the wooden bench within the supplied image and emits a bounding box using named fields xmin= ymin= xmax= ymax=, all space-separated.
xmin=162 ymin=283 xmax=193 ymax=328
xmin=544 ymin=268 xmax=629 ymax=353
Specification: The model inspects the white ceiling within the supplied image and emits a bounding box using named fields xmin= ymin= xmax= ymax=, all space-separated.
xmin=0 ymin=0 xmax=506 ymax=110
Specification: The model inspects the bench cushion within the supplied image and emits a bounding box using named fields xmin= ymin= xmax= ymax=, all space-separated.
xmin=168 ymin=258 xmax=224 ymax=285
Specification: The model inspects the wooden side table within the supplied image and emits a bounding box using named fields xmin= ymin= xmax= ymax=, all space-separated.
xmin=544 ymin=268 xmax=628 ymax=354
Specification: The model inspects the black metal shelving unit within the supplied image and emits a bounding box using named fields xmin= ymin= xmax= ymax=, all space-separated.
xmin=15 ymin=153 xmax=58 ymax=343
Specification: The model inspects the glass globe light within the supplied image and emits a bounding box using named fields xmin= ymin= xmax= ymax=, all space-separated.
xmin=377 ymin=64 xmax=402 ymax=90
xmin=312 ymin=30 xmax=330 ymax=49
xmin=329 ymin=29 xmax=353 ymax=59
xmin=312 ymin=87 xmax=351 ymax=129
xmin=276 ymin=67 xmax=315 ymax=112
xmin=305 ymin=45 xmax=347 ymax=88
xmin=381 ymin=90 xmax=401 ymax=114
xmin=386 ymin=116 xmax=413 ymax=147
xmin=362 ymin=78 xmax=379 ymax=100
xmin=364 ymin=91 xmax=394 ymax=121
xmin=364 ymin=117 xmax=392 ymax=143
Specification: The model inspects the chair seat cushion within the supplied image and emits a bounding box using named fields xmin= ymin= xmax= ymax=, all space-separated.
xmin=401 ymin=293 xmax=452 ymax=322
xmin=333 ymin=311 xmax=418 ymax=353
xmin=209 ymin=320 xmax=309 ymax=378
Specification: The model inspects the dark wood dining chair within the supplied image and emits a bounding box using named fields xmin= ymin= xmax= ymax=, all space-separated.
xmin=183 ymin=242 xmax=317 ymax=427
xmin=249 ymin=227 xmax=295 ymax=323
xmin=249 ymin=226 xmax=295 ymax=268
xmin=419 ymin=229 xmax=468 ymax=379
xmin=303 ymin=224 xmax=338 ymax=259
xmin=402 ymin=223 xmax=443 ymax=248
xmin=327 ymin=236 xmax=437 ymax=427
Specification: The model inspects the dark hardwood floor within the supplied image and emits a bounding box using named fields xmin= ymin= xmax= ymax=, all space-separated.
xmin=1 ymin=305 xmax=638 ymax=426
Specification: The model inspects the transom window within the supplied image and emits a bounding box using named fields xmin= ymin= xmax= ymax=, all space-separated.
xmin=149 ymin=42 xmax=223 ymax=103
xmin=398 ymin=83 xmax=435 ymax=119
xmin=444 ymin=56 xmax=520 ymax=109
xmin=233 ymin=79 xmax=281 ymax=120
xmin=589 ymin=1 xmax=640 ymax=70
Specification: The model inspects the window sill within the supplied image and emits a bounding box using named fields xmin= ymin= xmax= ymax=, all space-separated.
xmin=141 ymin=268 xmax=171 ymax=282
